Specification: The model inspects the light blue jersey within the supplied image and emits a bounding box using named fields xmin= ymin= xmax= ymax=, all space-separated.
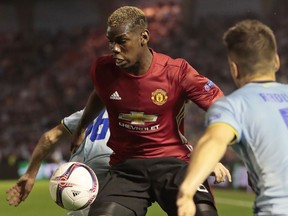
xmin=62 ymin=109 xmax=112 ymax=216
xmin=206 ymin=82 xmax=288 ymax=215
xmin=62 ymin=109 xmax=112 ymax=185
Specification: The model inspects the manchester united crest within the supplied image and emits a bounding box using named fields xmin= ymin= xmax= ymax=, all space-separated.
xmin=151 ymin=89 xmax=168 ymax=105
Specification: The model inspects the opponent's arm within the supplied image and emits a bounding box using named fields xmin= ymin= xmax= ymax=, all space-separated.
xmin=6 ymin=124 xmax=70 ymax=207
xmin=177 ymin=124 xmax=235 ymax=216
xmin=71 ymin=89 xmax=104 ymax=152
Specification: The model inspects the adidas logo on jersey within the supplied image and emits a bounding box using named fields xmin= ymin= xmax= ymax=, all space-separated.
xmin=110 ymin=91 xmax=122 ymax=100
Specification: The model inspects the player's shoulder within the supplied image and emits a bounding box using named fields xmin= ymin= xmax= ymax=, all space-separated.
xmin=214 ymin=85 xmax=254 ymax=110
xmin=91 ymin=55 xmax=116 ymax=77
xmin=92 ymin=55 xmax=114 ymax=67
xmin=153 ymin=50 xmax=187 ymax=68
xmin=64 ymin=109 xmax=84 ymax=120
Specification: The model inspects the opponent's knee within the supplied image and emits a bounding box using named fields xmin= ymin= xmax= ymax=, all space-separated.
xmin=195 ymin=203 xmax=218 ymax=216
xmin=88 ymin=202 xmax=135 ymax=216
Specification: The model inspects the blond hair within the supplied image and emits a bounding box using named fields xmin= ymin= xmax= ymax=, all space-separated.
xmin=107 ymin=6 xmax=147 ymax=30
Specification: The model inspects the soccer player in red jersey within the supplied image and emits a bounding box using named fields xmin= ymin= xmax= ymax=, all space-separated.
xmin=72 ymin=6 xmax=231 ymax=216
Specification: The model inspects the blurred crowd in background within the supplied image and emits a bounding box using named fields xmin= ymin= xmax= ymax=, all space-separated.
xmin=0 ymin=0 xmax=287 ymax=180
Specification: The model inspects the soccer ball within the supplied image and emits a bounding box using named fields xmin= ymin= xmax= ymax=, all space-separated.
xmin=49 ymin=162 xmax=99 ymax=211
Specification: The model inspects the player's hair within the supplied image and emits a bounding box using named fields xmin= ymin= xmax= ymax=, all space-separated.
xmin=223 ymin=19 xmax=277 ymax=76
xmin=107 ymin=6 xmax=147 ymax=31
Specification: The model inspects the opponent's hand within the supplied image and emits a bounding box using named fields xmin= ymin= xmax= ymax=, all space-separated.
xmin=6 ymin=174 xmax=35 ymax=207
xmin=177 ymin=183 xmax=196 ymax=216
xmin=212 ymin=162 xmax=232 ymax=184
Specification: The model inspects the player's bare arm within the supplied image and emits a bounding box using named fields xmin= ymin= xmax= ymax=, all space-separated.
xmin=177 ymin=124 xmax=235 ymax=216
xmin=6 ymin=124 xmax=69 ymax=207
xmin=71 ymin=90 xmax=104 ymax=152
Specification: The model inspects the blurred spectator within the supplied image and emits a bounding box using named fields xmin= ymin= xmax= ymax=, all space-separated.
xmin=1 ymin=1 xmax=287 ymax=173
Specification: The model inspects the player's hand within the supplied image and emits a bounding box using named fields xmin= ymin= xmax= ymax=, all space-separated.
xmin=6 ymin=174 xmax=35 ymax=207
xmin=177 ymin=183 xmax=196 ymax=216
xmin=212 ymin=162 xmax=232 ymax=184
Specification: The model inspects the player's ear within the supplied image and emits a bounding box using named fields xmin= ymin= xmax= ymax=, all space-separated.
xmin=274 ymin=53 xmax=280 ymax=73
xmin=140 ymin=30 xmax=149 ymax=46
xmin=228 ymin=58 xmax=239 ymax=79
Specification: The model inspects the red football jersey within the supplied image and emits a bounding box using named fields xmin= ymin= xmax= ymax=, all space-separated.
xmin=91 ymin=50 xmax=223 ymax=165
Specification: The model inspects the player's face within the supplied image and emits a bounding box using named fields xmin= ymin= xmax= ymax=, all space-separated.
xmin=106 ymin=24 xmax=144 ymax=68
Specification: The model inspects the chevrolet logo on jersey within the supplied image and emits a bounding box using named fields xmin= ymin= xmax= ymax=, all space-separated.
xmin=118 ymin=112 xmax=158 ymax=125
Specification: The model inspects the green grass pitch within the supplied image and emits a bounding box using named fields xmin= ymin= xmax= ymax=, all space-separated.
xmin=1 ymin=180 xmax=255 ymax=215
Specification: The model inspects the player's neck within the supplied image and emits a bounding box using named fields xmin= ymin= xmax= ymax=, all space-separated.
xmin=127 ymin=48 xmax=153 ymax=76
xmin=242 ymin=73 xmax=276 ymax=86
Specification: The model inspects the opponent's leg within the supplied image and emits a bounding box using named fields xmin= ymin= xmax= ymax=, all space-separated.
xmin=88 ymin=202 xmax=135 ymax=216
